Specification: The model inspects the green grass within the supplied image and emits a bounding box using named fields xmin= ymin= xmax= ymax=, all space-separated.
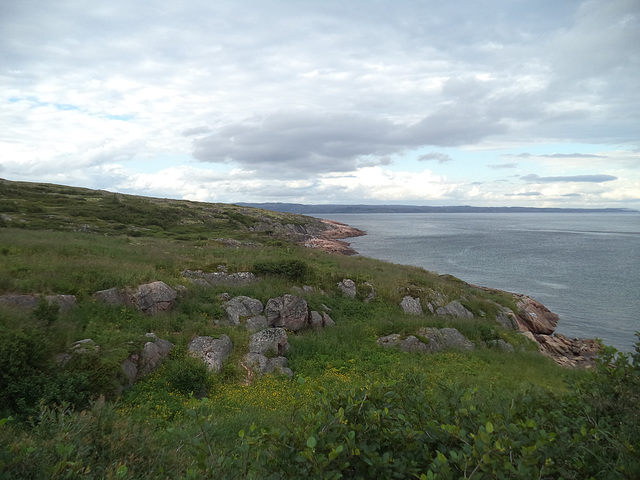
xmin=1 ymin=179 xmax=637 ymax=479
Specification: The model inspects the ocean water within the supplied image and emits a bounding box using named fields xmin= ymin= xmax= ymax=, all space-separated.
xmin=321 ymin=213 xmax=640 ymax=352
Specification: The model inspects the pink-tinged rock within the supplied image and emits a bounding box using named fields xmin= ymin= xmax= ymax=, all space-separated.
xmin=514 ymin=295 xmax=559 ymax=335
xmin=134 ymin=281 xmax=177 ymax=314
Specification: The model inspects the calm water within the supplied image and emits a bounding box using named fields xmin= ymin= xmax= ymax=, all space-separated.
xmin=322 ymin=213 xmax=640 ymax=352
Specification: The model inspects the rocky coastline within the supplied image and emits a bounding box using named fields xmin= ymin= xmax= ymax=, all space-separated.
xmin=311 ymin=219 xmax=603 ymax=368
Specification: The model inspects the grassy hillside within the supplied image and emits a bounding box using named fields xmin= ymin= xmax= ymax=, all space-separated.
xmin=1 ymin=180 xmax=638 ymax=479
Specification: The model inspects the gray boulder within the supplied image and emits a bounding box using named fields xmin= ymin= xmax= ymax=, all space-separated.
xmin=377 ymin=334 xmax=402 ymax=348
xmin=134 ymin=281 xmax=177 ymax=314
xmin=138 ymin=334 xmax=175 ymax=376
xmin=246 ymin=315 xmax=268 ymax=332
xmin=93 ymin=288 xmax=130 ymax=307
xmin=309 ymin=311 xmax=324 ymax=329
xmin=322 ymin=312 xmax=336 ymax=327
xmin=223 ymin=296 xmax=264 ymax=326
xmin=400 ymin=335 xmax=429 ymax=353
xmin=338 ymin=279 xmax=356 ymax=298
xmin=400 ymin=296 xmax=423 ymax=315
xmin=188 ymin=335 xmax=233 ymax=372
xmin=243 ymin=353 xmax=293 ymax=378
xmin=265 ymin=295 xmax=309 ymax=331
xmin=417 ymin=327 xmax=476 ymax=352
xmin=496 ymin=308 xmax=518 ymax=330
xmin=486 ymin=339 xmax=515 ymax=353
xmin=435 ymin=300 xmax=474 ymax=319
xmin=248 ymin=328 xmax=290 ymax=357
xmin=363 ymin=282 xmax=377 ymax=303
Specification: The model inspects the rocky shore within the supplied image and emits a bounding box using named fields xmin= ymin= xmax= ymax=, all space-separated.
xmin=308 ymin=218 xmax=603 ymax=368
xmin=301 ymin=219 xmax=366 ymax=255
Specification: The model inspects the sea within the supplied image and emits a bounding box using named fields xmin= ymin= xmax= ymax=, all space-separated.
xmin=319 ymin=212 xmax=640 ymax=352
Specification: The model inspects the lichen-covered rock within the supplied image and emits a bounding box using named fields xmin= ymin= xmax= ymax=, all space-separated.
xmin=310 ymin=311 xmax=324 ymax=329
xmin=486 ymin=339 xmax=515 ymax=353
xmin=495 ymin=308 xmax=518 ymax=330
xmin=338 ymin=279 xmax=356 ymax=298
xmin=93 ymin=288 xmax=130 ymax=307
xmin=400 ymin=335 xmax=429 ymax=353
xmin=435 ymin=300 xmax=474 ymax=319
xmin=377 ymin=334 xmax=401 ymax=348
xmin=400 ymin=296 xmax=423 ymax=315
xmin=322 ymin=312 xmax=336 ymax=327
xmin=417 ymin=327 xmax=475 ymax=352
xmin=188 ymin=335 xmax=233 ymax=372
xmin=364 ymin=282 xmax=377 ymax=303
xmin=223 ymin=296 xmax=264 ymax=326
xmin=138 ymin=335 xmax=175 ymax=376
xmin=265 ymin=295 xmax=309 ymax=331
xmin=246 ymin=315 xmax=268 ymax=332
xmin=243 ymin=353 xmax=293 ymax=377
xmin=134 ymin=281 xmax=177 ymax=314
xmin=425 ymin=327 xmax=474 ymax=351
xmin=248 ymin=328 xmax=290 ymax=357
xmin=182 ymin=269 xmax=257 ymax=286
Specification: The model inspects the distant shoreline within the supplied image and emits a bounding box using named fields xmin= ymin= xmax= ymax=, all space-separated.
xmin=238 ymin=202 xmax=638 ymax=215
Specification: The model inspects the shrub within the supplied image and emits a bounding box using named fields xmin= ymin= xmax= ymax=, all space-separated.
xmin=252 ymin=259 xmax=310 ymax=281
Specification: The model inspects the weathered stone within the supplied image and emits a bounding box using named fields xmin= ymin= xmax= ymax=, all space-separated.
xmin=121 ymin=358 xmax=138 ymax=385
xmin=377 ymin=334 xmax=401 ymax=348
xmin=93 ymin=288 xmax=130 ymax=306
xmin=363 ymin=282 xmax=376 ymax=303
xmin=134 ymin=281 xmax=177 ymax=314
xmin=486 ymin=339 xmax=515 ymax=353
xmin=400 ymin=296 xmax=423 ymax=315
xmin=310 ymin=311 xmax=324 ymax=329
xmin=243 ymin=353 xmax=293 ymax=377
xmin=513 ymin=295 xmax=558 ymax=335
xmin=223 ymin=296 xmax=264 ymax=326
xmin=70 ymin=338 xmax=99 ymax=354
xmin=265 ymin=295 xmax=309 ymax=331
xmin=495 ymin=308 xmax=518 ymax=330
xmin=188 ymin=335 xmax=233 ymax=372
xmin=435 ymin=300 xmax=474 ymax=319
xmin=338 ymin=279 xmax=356 ymax=298
xmin=400 ymin=335 xmax=429 ymax=353
xmin=248 ymin=328 xmax=290 ymax=357
xmin=246 ymin=315 xmax=268 ymax=332
xmin=322 ymin=312 xmax=336 ymax=327
xmin=533 ymin=333 xmax=602 ymax=368
xmin=182 ymin=269 xmax=257 ymax=286
xmin=417 ymin=327 xmax=476 ymax=352
xmin=0 ymin=294 xmax=77 ymax=312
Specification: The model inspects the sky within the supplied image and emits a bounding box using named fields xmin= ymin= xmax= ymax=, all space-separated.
xmin=2 ymin=0 xmax=639 ymax=209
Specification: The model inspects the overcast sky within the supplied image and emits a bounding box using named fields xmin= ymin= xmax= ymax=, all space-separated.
xmin=2 ymin=0 xmax=639 ymax=208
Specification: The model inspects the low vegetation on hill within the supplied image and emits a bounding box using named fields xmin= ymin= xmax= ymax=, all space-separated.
xmin=1 ymin=180 xmax=638 ymax=479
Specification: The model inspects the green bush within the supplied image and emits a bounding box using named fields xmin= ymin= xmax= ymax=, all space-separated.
xmin=253 ymin=259 xmax=310 ymax=281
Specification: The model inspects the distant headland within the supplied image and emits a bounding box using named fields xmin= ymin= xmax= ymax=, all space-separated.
xmin=237 ymin=203 xmax=638 ymax=215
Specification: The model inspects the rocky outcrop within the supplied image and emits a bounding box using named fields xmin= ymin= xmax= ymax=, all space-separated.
xmin=265 ymin=295 xmax=309 ymax=331
xmin=182 ymin=269 xmax=257 ymax=286
xmin=133 ymin=281 xmax=177 ymax=314
xmin=223 ymin=296 xmax=264 ymax=326
xmin=436 ymin=300 xmax=474 ymax=319
xmin=301 ymin=219 xmax=366 ymax=255
xmin=338 ymin=279 xmax=357 ymax=298
xmin=188 ymin=335 xmax=233 ymax=372
xmin=400 ymin=296 xmax=423 ymax=315
xmin=243 ymin=328 xmax=293 ymax=378
xmin=513 ymin=295 xmax=558 ymax=334
xmin=121 ymin=333 xmax=175 ymax=389
xmin=529 ymin=333 xmax=601 ymax=368
xmin=378 ymin=328 xmax=475 ymax=353
xmin=0 ymin=294 xmax=77 ymax=312
xmin=93 ymin=281 xmax=177 ymax=314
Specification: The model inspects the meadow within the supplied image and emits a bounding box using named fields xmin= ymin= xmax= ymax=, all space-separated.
xmin=1 ymin=180 xmax=638 ymax=479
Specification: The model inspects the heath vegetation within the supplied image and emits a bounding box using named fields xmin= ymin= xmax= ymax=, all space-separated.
xmin=1 ymin=180 xmax=638 ymax=479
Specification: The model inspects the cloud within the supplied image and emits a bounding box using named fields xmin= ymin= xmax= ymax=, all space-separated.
xmin=182 ymin=126 xmax=211 ymax=137
xmin=511 ymin=153 xmax=606 ymax=159
xmin=418 ymin=152 xmax=453 ymax=163
xmin=488 ymin=163 xmax=517 ymax=169
xmin=505 ymin=191 xmax=542 ymax=196
xmin=521 ymin=174 xmax=618 ymax=183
